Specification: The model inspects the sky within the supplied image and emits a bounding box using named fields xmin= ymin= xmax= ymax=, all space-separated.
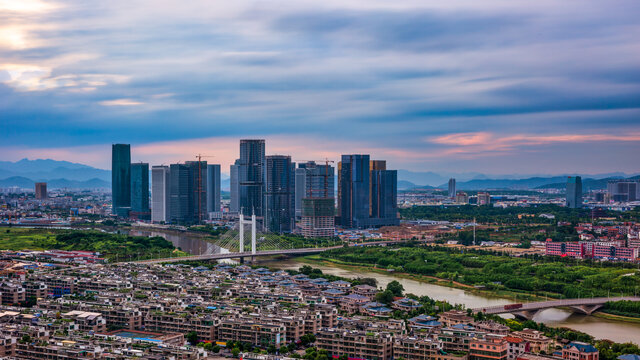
xmin=1 ymin=0 xmax=639 ymax=173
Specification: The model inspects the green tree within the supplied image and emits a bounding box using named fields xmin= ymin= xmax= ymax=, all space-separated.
xmin=186 ymin=331 xmax=198 ymax=345
xmin=386 ymin=280 xmax=404 ymax=297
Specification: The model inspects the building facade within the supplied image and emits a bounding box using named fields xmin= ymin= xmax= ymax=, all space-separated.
xmin=130 ymin=162 xmax=150 ymax=219
xmin=264 ymin=155 xmax=295 ymax=233
xmin=238 ymin=139 xmax=265 ymax=216
xmin=448 ymin=178 xmax=456 ymax=198
xmin=35 ymin=182 xmax=47 ymax=200
xmin=111 ymin=144 xmax=131 ymax=216
xmin=607 ymin=179 xmax=639 ymax=203
xmin=230 ymin=160 xmax=240 ymax=213
xmin=151 ymin=166 xmax=170 ymax=223
xmin=339 ymin=155 xmax=371 ymax=228
xmin=207 ymin=164 xmax=221 ymax=215
xmin=566 ymin=176 xmax=583 ymax=208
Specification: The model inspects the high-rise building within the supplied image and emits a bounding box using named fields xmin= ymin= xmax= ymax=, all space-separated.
xmin=298 ymin=161 xmax=336 ymax=238
xmin=338 ymin=154 xmax=370 ymax=228
xmin=607 ymin=179 xmax=639 ymax=202
xmin=294 ymin=167 xmax=307 ymax=218
xmin=264 ymin=155 xmax=295 ymax=233
xmin=168 ymin=162 xmax=207 ymax=224
xmin=477 ymin=192 xmax=491 ymax=206
xmin=151 ymin=166 xmax=170 ymax=223
xmin=239 ymin=139 xmax=265 ymax=216
xmin=566 ymin=176 xmax=583 ymax=208
xmin=112 ymin=144 xmax=131 ymax=216
xmin=370 ymin=166 xmax=399 ymax=226
xmin=301 ymin=198 xmax=335 ymax=238
xmin=369 ymin=160 xmax=386 ymax=216
xmin=230 ymin=160 xmax=240 ymax=213
xmin=169 ymin=164 xmax=191 ymax=224
xmin=186 ymin=161 xmax=208 ymax=223
xmin=448 ymin=178 xmax=456 ymax=198
xmin=130 ymin=162 xmax=150 ymax=219
xmin=207 ymin=164 xmax=221 ymax=214
xmin=35 ymin=182 xmax=47 ymax=200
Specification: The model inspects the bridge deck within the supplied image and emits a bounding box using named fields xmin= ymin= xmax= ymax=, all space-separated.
xmin=474 ymin=296 xmax=640 ymax=314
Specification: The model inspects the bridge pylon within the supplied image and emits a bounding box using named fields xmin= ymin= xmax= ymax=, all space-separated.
xmin=238 ymin=212 xmax=257 ymax=262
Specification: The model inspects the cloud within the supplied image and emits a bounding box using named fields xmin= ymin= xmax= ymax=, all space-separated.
xmin=0 ymin=0 xmax=639 ymax=174
xmin=99 ymin=98 xmax=145 ymax=106
xmin=429 ymin=131 xmax=640 ymax=156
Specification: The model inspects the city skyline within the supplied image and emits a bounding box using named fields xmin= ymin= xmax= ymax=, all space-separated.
xmin=1 ymin=0 xmax=639 ymax=174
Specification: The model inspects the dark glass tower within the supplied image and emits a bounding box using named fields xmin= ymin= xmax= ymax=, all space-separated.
xmin=370 ymin=168 xmax=399 ymax=226
xmin=264 ymin=155 xmax=295 ymax=233
xmin=207 ymin=164 xmax=221 ymax=213
xmin=338 ymin=154 xmax=370 ymax=228
xmin=169 ymin=163 xmax=191 ymax=224
xmin=130 ymin=162 xmax=150 ymax=217
xmin=566 ymin=176 xmax=583 ymax=208
xmin=111 ymin=144 xmax=131 ymax=215
xmin=239 ymin=139 xmax=265 ymax=216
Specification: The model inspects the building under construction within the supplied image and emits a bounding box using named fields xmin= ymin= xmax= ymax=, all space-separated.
xmin=297 ymin=161 xmax=335 ymax=238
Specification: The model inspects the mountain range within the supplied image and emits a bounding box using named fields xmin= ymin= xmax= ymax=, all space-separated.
xmin=0 ymin=159 xmax=637 ymax=191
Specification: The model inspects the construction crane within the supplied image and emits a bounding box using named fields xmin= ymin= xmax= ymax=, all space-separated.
xmin=195 ymin=154 xmax=215 ymax=224
xmin=295 ymin=158 xmax=335 ymax=198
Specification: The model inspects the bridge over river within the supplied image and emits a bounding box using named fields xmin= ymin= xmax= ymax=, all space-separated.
xmin=473 ymin=296 xmax=640 ymax=320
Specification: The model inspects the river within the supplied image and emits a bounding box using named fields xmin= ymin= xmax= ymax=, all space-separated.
xmin=266 ymin=259 xmax=640 ymax=344
xmin=125 ymin=228 xmax=640 ymax=344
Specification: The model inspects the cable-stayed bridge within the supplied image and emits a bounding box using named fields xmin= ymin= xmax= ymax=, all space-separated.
xmin=129 ymin=213 xmax=414 ymax=264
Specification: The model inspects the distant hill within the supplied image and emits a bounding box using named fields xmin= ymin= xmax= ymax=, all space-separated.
xmin=446 ymin=176 xmax=570 ymax=190
xmin=0 ymin=158 xmax=110 ymax=182
xmin=0 ymin=176 xmax=109 ymax=190
xmin=537 ymin=175 xmax=640 ymax=191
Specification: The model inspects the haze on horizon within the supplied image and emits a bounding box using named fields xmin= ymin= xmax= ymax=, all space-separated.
xmin=1 ymin=0 xmax=639 ymax=174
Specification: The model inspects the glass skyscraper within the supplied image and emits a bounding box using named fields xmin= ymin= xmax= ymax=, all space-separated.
xmin=111 ymin=144 xmax=131 ymax=216
xmin=207 ymin=164 xmax=221 ymax=214
xmin=238 ymin=139 xmax=265 ymax=216
xmin=130 ymin=162 xmax=150 ymax=218
xmin=169 ymin=162 xmax=207 ymax=224
xmin=264 ymin=155 xmax=295 ymax=233
xmin=566 ymin=176 xmax=583 ymax=208
xmin=151 ymin=165 xmax=170 ymax=223
xmin=338 ymin=154 xmax=370 ymax=228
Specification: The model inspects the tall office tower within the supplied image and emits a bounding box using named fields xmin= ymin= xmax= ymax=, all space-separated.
xmin=207 ymin=164 xmax=221 ymax=214
xmin=35 ymin=182 xmax=47 ymax=200
xmin=239 ymin=139 xmax=265 ymax=216
xmin=299 ymin=161 xmax=336 ymax=238
xmin=477 ymin=192 xmax=491 ymax=206
xmin=130 ymin=162 xmax=150 ymax=219
xmin=112 ymin=144 xmax=131 ymax=216
xmin=369 ymin=160 xmax=386 ymax=216
xmin=264 ymin=155 xmax=295 ymax=233
xmin=607 ymin=179 xmax=639 ymax=202
xmin=185 ymin=161 xmax=208 ymax=223
xmin=230 ymin=160 xmax=240 ymax=212
xmin=151 ymin=166 xmax=170 ymax=223
xmin=370 ymin=166 xmax=399 ymax=227
xmin=448 ymin=178 xmax=456 ymax=198
xmin=294 ymin=168 xmax=307 ymax=218
xmin=566 ymin=176 xmax=583 ymax=208
xmin=169 ymin=164 xmax=191 ymax=223
xmin=338 ymin=154 xmax=370 ymax=228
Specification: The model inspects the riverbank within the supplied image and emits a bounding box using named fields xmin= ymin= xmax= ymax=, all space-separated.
xmin=593 ymin=311 xmax=640 ymax=324
xmin=293 ymin=255 xmax=544 ymax=303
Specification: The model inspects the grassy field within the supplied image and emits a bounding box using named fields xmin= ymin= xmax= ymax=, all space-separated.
xmin=0 ymin=227 xmax=189 ymax=262
xmin=0 ymin=228 xmax=63 ymax=250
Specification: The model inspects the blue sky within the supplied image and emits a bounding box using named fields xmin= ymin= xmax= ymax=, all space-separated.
xmin=1 ymin=0 xmax=639 ymax=173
